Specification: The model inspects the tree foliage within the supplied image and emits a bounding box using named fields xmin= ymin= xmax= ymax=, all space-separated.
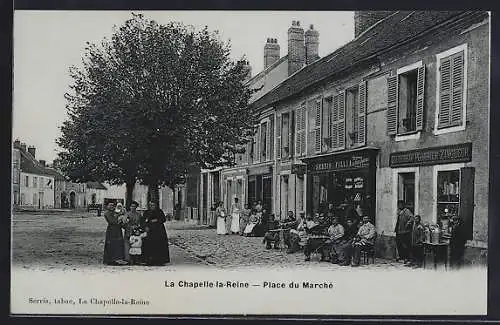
xmin=57 ymin=13 xmax=255 ymax=200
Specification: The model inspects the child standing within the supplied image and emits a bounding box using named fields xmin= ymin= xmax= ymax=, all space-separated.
xmin=129 ymin=226 xmax=148 ymax=265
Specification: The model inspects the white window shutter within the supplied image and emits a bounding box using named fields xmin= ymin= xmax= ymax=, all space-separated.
xmin=276 ymin=114 xmax=281 ymax=159
xmin=387 ymin=75 xmax=398 ymax=135
xmin=314 ymin=100 xmax=322 ymax=153
xmin=337 ymin=91 xmax=345 ymax=149
xmin=438 ymin=56 xmax=452 ymax=129
xmin=415 ymin=65 xmax=426 ymax=131
xmin=358 ymin=81 xmax=367 ymax=145
xmin=450 ymin=51 xmax=465 ymax=127
xmin=331 ymin=95 xmax=338 ymax=149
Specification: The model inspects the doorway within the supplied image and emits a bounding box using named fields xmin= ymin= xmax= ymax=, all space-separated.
xmin=70 ymin=192 xmax=76 ymax=209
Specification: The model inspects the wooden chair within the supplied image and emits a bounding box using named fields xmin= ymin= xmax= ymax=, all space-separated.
xmin=360 ymin=233 xmax=377 ymax=265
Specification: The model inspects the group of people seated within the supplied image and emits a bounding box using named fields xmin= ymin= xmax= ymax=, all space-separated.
xmin=262 ymin=203 xmax=377 ymax=267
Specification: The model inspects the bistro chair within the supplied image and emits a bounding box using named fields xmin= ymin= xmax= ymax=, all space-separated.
xmin=360 ymin=233 xmax=377 ymax=265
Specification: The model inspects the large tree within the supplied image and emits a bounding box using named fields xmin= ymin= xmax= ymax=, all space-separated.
xmin=57 ymin=13 xmax=255 ymax=207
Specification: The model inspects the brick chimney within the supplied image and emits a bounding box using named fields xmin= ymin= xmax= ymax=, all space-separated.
xmin=20 ymin=143 xmax=27 ymax=152
xmin=305 ymin=24 xmax=320 ymax=65
xmin=354 ymin=11 xmax=394 ymax=38
xmin=39 ymin=160 xmax=46 ymax=167
xmin=14 ymin=139 xmax=21 ymax=148
xmin=27 ymin=146 xmax=36 ymax=158
xmin=264 ymin=38 xmax=280 ymax=69
xmin=288 ymin=20 xmax=306 ymax=76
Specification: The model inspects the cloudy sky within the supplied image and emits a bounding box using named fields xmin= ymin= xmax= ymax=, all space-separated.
xmin=13 ymin=10 xmax=355 ymax=163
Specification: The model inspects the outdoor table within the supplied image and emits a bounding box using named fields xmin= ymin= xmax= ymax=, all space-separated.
xmin=268 ymin=228 xmax=286 ymax=250
xmin=423 ymin=241 xmax=449 ymax=270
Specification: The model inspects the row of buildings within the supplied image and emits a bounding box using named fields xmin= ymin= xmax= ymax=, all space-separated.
xmin=193 ymin=11 xmax=489 ymax=263
xmin=12 ymin=140 xmax=189 ymax=218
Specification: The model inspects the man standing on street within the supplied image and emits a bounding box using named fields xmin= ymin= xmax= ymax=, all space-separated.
xmin=395 ymin=200 xmax=414 ymax=264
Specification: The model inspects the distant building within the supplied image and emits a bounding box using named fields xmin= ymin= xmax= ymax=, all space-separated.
xmin=14 ymin=140 xmax=55 ymax=209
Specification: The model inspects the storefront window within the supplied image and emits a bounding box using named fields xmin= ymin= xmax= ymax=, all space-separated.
xmin=437 ymin=169 xmax=460 ymax=233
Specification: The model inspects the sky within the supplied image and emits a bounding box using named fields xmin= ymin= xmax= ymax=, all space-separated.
xmin=13 ymin=10 xmax=354 ymax=163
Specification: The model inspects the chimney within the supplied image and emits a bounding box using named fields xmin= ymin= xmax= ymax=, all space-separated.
xmin=264 ymin=38 xmax=280 ymax=69
xmin=27 ymin=146 xmax=36 ymax=158
xmin=354 ymin=11 xmax=394 ymax=38
xmin=305 ymin=24 xmax=320 ymax=65
xmin=39 ymin=160 xmax=46 ymax=167
xmin=20 ymin=143 xmax=27 ymax=152
xmin=14 ymin=139 xmax=21 ymax=148
xmin=288 ymin=20 xmax=306 ymax=76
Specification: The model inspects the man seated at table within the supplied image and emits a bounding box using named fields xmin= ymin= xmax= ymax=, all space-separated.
xmin=304 ymin=214 xmax=331 ymax=262
xmin=262 ymin=214 xmax=280 ymax=249
xmin=288 ymin=212 xmax=317 ymax=254
xmin=337 ymin=218 xmax=359 ymax=266
xmin=351 ymin=215 xmax=376 ymax=267
xmin=325 ymin=216 xmax=345 ymax=263
xmin=278 ymin=211 xmax=299 ymax=249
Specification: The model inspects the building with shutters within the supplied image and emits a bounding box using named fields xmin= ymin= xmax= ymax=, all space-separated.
xmin=13 ymin=141 xmax=55 ymax=209
xmin=199 ymin=21 xmax=321 ymax=224
xmin=250 ymin=11 xmax=489 ymax=263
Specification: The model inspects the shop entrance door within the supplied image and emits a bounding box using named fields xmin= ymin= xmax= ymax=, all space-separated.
xmin=262 ymin=175 xmax=272 ymax=213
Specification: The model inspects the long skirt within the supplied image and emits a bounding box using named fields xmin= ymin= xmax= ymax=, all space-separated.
xmin=103 ymin=224 xmax=125 ymax=265
xmin=217 ymin=217 xmax=227 ymax=235
xmin=123 ymin=235 xmax=131 ymax=262
xmin=231 ymin=212 xmax=240 ymax=233
xmin=142 ymin=223 xmax=170 ymax=265
xmin=244 ymin=222 xmax=258 ymax=235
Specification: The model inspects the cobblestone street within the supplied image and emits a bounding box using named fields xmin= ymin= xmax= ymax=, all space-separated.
xmin=12 ymin=210 xmax=407 ymax=271
xmin=167 ymin=222 xmax=406 ymax=270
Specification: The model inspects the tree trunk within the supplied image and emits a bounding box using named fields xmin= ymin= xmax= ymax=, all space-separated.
xmin=125 ymin=180 xmax=135 ymax=210
xmin=148 ymin=181 xmax=160 ymax=208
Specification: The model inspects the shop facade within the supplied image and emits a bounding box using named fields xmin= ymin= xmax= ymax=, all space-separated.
xmin=246 ymin=163 xmax=274 ymax=212
xmin=304 ymin=148 xmax=378 ymax=219
xmin=221 ymin=167 xmax=247 ymax=212
xmin=275 ymin=162 xmax=306 ymax=220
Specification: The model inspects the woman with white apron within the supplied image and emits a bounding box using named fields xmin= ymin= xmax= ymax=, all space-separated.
xmin=216 ymin=202 xmax=228 ymax=235
xmin=230 ymin=197 xmax=241 ymax=235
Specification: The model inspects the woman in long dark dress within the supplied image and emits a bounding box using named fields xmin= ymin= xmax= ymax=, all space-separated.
xmin=142 ymin=201 xmax=170 ymax=266
xmin=103 ymin=202 xmax=128 ymax=265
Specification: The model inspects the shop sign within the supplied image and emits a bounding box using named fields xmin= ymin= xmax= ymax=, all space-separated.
xmin=291 ymin=164 xmax=307 ymax=175
xmin=309 ymin=156 xmax=370 ymax=173
xmin=247 ymin=165 xmax=272 ymax=176
xmin=390 ymin=143 xmax=472 ymax=168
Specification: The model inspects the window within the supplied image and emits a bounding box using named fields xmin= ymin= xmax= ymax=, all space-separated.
xmin=261 ymin=122 xmax=267 ymax=160
xmin=33 ymin=177 xmax=38 ymax=188
xmin=277 ymin=111 xmax=294 ymax=159
xmin=306 ymin=98 xmax=322 ymax=154
xmin=259 ymin=119 xmax=273 ymax=161
xmin=346 ymin=86 xmax=359 ymax=147
xmin=39 ymin=177 xmax=44 ymax=189
xmin=435 ymin=44 xmax=467 ymax=134
xmin=433 ymin=165 xmax=474 ymax=240
xmin=387 ymin=61 xmax=425 ymax=138
xmin=25 ymin=176 xmax=29 ymax=187
xmin=33 ymin=193 xmax=38 ymax=206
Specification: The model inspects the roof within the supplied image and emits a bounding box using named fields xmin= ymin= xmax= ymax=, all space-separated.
xmin=86 ymin=181 xmax=107 ymax=190
xmin=251 ymin=11 xmax=489 ymax=110
xmin=42 ymin=167 xmax=67 ymax=181
xmin=18 ymin=149 xmax=55 ymax=177
xmin=246 ymin=55 xmax=288 ymax=86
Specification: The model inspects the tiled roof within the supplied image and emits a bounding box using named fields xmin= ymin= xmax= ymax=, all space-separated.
xmin=19 ymin=149 xmax=54 ymax=177
xmin=86 ymin=181 xmax=107 ymax=190
xmin=43 ymin=167 xmax=67 ymax=181
xmin=251 ymin=11 xmax=489 ymax=110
